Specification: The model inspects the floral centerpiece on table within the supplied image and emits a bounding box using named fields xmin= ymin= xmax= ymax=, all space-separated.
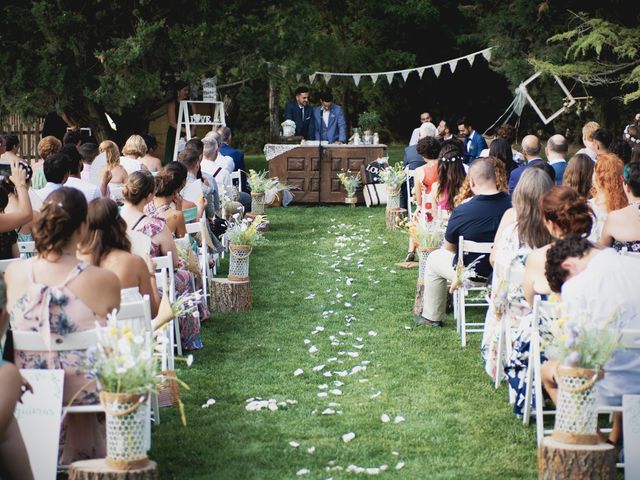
xmin=337 ymin=171 xmax=361 ymax=199
xmin=281 ymin=119 xmax=297 ymax=137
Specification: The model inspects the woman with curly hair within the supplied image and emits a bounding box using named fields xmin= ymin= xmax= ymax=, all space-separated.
xmin=31 ymin=136 xmax=62 ymax=189
xmin=589 ymin=153 xmax=628 ymax=240
xmin=453 ymin=156 xmax=508 ymax=207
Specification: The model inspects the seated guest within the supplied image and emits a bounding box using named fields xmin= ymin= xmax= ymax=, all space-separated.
xmin=508 ymin=187 xmax=594 ymax=418
xmin=545 ymin=134 xmax=569 ymax=185
xmin=609 ymin=138 xmax=632 ymax=165
xmin=589 ymin=153 xmax=627 ymax=240
xmin=480 ymin=123 xmax=524 ymax=165
xmin=530 ymin=161 xmax=556 ymax=184
xmin=120 ymin=134 xmax=148 ymax=174
xmin=140 ymin=134 xmax=162 ymax=173
xmin=430 ymin=140 xmax=467 ymax=213
xmin=624 ymin=125 xmax=640 ymax=164
xmin=78 ymin=197 xmax=160 ymax=317
xmin=34 ymin=151 xmax=71 ymax=201
xmin=0 ymin=135 xmax=22 ymax=164
xmin=6 ymin=187 xmax=120 ymax=463
xmin=542 ymin=237 xmax=640 ymax=444
xmin=409 ymin=112 xmax=432 ymax=146
xmin=482 ymin=169 xmax=553 ymax=379
xmin=99 ymin=140 xmax=128 ymax=202
xmin=457 ymin=116 xmax=487 ymax=164
xmin=592 ymin=128 xmax=613 ymax=156
xmin=78 ymin=143 xmax=104 ymax=191
xmin=217 ymin=126 xmax=248 ymax=191
xmin=600 ymin=162 xmax=640 ymax=251
xmin=120 ymin=171 xmax=204 ymax=350
xmin=146 ymin=162 xmax=189 ymax=238
xmin=562 ymin=153 xmax=594 ymax=199
xmin=0 ymin=277 xmax=34 ymax=480
xmin=63 ymin=128 xmax=85 ymax=147
xmin=401 ymin=123 xmax=438 ymax=214
xmin=488 ymin=137 xmax=519 ymax=177
xmin=436 ymin=119 xmax=454 ymax=143
xmin=453 ymin=156 xmax=509 ymax=207
xmin=63 ymin=144 xmax=103 ymax=202
xmin=416 ymin=158 xmax=511 ymax=326
xmin=204 ymin=131 xmax=235 ymax=173
xmin=508 ymin=135 xmax=544 ymax=193
xmin=32 ymin=136 xmax=62 ymax=190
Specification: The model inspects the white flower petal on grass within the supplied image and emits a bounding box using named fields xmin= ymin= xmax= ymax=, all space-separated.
xmin=206 ymin=398 xmax=216 ymax=406
xmin=347 ymin=351 xmax=359 ymax=358
xmin=286 ymin=399 xmax=298 ymax=405
xmin=394 ymin=415 xmax=405 ymax=424
xmin=294 ymin=368 xmax=304 ymax=377
xmin=326 ymin=357 xmax=338 ymax=363
xmin=346 ymin=277 xmax=353 ymax=285
xmin=327 ymin=402 xmax=341 ymax=407
xmin=395 ymin=462 xmax=405 ymax=470
xmin=304 ymin=339 xmax=311 ymax=345
xmin=289 ymin=441 xmax=300 ymax=448
xmin=336 ymin=293 xmax=343 ymax=299
xmin=322 ymin=408 xmax=336 ymax=415
xmin=368 ymin=331 xmax=377 ymax=337
xmin=352 ymin=293 xmax=358 ymax=297
xmin=318 ymin=384 xmax=328 ymax=390
xmin=323 ymin=372 xmax=333 ymax=378
xmin=313 ymin=364 xmax=326 ymax=372
xmin=342 ymin=432 xmax=356 ymax=443
xmin=404 ymin=326 xmax=412 ymax=330
xmin=344 ymin=302 xmax=352 ymax=308
xmin=329 ymin=389 xmax=342 ymax=396
xmin=308 ymin=346 xmax=318 ymax=354
xmin=306 ymin=446 xmax=316 ymax=454
xmin=389 ymin=270 xmax=396 ymax=274
xmin=353 ymin=344 xmax=364 ymax=349
xmin=296 ymin=468 xmax=310 ymax=476
xmin=305 ymin=293 xmax=316 ymax=300
xmin=359 ymin=378 xmax=369 ymax=383
xmin=380 ymin=465 xmax=389 ymax=471
xmin=380 ymin=414 xmax=390 ymax=423
xmin=366 ymin=467 xmax=380 ymax=475
xmin=356 ymin=337 xmax=363 ymax=342
xmin=391 ymin=451 xmax=399 ymax=456
xmin=370 ymin=391 xmax=381 ymax=399
xmin=318 ymin=392 xmax=328 ymax=398
xmin=334 ymin=380 xmax=344 ymax=387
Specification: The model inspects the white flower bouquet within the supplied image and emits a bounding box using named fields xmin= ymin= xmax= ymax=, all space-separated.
xmin=378 ymin=162 xmax=406 ymax=191
xmin=225 ymin=215 xmax=268 ymax=246
xmin=337 ymin=171 xmax=361 ymax=198
xmin=247 ymin=169 xmax=280 ymax=194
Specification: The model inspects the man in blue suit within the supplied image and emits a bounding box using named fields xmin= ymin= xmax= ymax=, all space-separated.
xmin=457 ymin=116 xmax=487 ymax=164
xmin=314 ymin=91 xmax=347 ymax=144
xmin=283 ymin=86 xmax=315 ymax=140
xmin=217 ymin=126 xmax=249 ymax=192
xmin=508 ymin=135 xmax=545 ymax=193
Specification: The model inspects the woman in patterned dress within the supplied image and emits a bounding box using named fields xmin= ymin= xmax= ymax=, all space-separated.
xmin=5 ymin=187 xmax=121 ymax=463
xmin=600 ymin=162 xmax=640 ymax=252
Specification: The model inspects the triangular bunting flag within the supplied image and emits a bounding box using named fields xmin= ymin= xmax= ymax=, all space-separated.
xmin=386 ymin=72 xmax=395 ymax=84
xmin=353 ymin=74 xmax=361 ymax=86
xmin=482 ymin=49 xmax=492 ymax=62
xmin=401 ymin=70 xmax=411 ymax=82
xmin=448 ymin=59 xmax=458 ymax=73
xmin=371 ymin=74 xmax=379 ymax=84
xmin=466 ymin=54 xmax=475 ymax=67
xmin=296 ymin=74 xmax=301 ymax=82
xmin=309 ymin=73 xmax=316 ymax=84
xmin=432 ymin=64 xmax=441 ymax=78
xmin=280 ymin=66 xmax=287 ymax=76
xmin=417 ymin=67 xmax=426 ymax=79
xmin=323 ymin=73 xmax=332 ymax=83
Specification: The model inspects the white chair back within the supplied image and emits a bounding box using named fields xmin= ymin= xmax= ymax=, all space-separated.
xmin=404 ymin=167 xmax=413 ymax=218
xmin=623 ymin=394 xmax=640 ymax=477
xmin=230 ymin=171 xmax=243 ymax=192
xmin=0 ymin=258 xmax=17 ymax=273
xmin=153 ymin=252 xmax=180 ymax=357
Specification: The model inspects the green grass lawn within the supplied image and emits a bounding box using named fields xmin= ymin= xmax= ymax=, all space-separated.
xmin=149 ymin=205 xmax=537 ymax=479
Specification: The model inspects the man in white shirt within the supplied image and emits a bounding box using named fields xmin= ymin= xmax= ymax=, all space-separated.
xmin=34 ymin=151 xmax=70 ymax=201
xmin=63 ymin=144 xmax=103 ymax=202
xmin=409 ymin=112 xmax=431 ymax=146
xmin=203 ymin=131 xmax=235 ymax=173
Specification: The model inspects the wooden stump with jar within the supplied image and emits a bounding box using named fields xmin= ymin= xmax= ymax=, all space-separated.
xmin=385 ymin=208 xmax=406 ymax=230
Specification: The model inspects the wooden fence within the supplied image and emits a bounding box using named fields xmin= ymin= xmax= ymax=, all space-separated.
xmin=0 ymin=114 xmax=44 ymax=162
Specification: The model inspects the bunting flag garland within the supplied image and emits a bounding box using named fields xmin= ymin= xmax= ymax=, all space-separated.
xmin=296 ymin=73 xmax=301 ymax=82
xmin=300 ymin=46 xmax=493 ymax=86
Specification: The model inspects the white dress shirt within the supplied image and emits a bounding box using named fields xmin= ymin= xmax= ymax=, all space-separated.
xmin=65 ymin=176 xmax=101 ymax=202
xmin=322 ymin=108 xmax=330 ymax=127
xmin=215 ymin=153 xmax=235 ymax=173
xmin=201 ymin=159 xmax=233 ymax=196
xmin=34 ymin=182 xmax=63 ymax=202
xmin=119 ymin=156 xmax=143 ymax=175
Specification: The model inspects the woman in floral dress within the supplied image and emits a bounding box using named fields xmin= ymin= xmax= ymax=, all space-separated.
xmin=5 ymin=187 xmax=120 ymax=463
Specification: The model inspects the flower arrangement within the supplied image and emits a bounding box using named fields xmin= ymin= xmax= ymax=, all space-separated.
xmin=175 ymin=238 xmax=201 ymax=278
xmin=337 ymin=171 xmax=361 ymax=198
xmin=449 ymin=255 xmax=486 ymax=293
xmin=358 ymin=111 xmax=381 ymax=133
xmin=225 ymin=215 xmax=269 ymax=246
xmin=247 ymin=169 xmax=280 ymax=194
xmin=408 ymin=216 xmax=446 ymax=250
xmin=378 ymin=163 xmax=406 ymax=191
xmin=544 ymin=308 xmax=621 ymax=369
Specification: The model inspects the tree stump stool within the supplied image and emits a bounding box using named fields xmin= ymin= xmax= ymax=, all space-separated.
xmin=245 ymin=212 xmax=270 ymax=231
xmin=210 ymin=278 xmax=253 ymax=312
xmin=386 ymin=208 xmax=406 ymax=230
xmin=69 ymin=459 xmax=157 ymax=480
xmin=538 ymin=437 xmax=617 ymax=480
xmin=413 ymin=280 xmax=424 ymax=316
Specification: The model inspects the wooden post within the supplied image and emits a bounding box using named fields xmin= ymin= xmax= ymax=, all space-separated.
xmin=69 ymin=459 xmax=157 ymax=480
xmin=268 ymin=78 xmax=280 ymax=140
xmin=210 ymin=278 xmax=252 ymax=313
xmin=538 ymin=437 xmax=617 ymax=480
xmin=385 ymin=208 xmax=407 ymax=230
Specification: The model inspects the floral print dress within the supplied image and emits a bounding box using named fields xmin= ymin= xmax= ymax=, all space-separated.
xmin=481 ymin=222 xmax=532 ymax=380
xmin=10 ymin=259 xmax=107 ymax=463
xmin=132 ymin=215 xmax=205 ymax=351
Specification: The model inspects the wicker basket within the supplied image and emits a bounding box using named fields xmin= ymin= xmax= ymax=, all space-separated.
xmin=100 ymin=392 xmax=149 ymax=470
xmin=551 ymin=366 xmax=604 ymax=445
xmin=345 ymin=196 xmax=357 ymax=206
xmin=228 ymin=244 xmax=252 ymax=281
xmin=251 ymin=192 xmax=265 ymax=214
xmin=157 ymin=370 xmax=180 ymax=408
xmin=386 ymin=186 xmax=401 ymax=210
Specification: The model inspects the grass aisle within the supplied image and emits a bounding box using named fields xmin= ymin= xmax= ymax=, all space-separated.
xmin=150 ymin=206 xmax=537 ymax=479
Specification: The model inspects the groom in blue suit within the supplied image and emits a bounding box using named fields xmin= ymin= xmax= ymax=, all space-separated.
xmin=283 ymin=86 xmax=315 ymax=139
xmin=314 ymin=91 xmax=347 ymax=144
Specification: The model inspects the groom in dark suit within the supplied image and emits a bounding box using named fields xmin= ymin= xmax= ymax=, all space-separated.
xmin=283 ymin=86 xmax=315 ymax=140
xmin=314 ymin=91 xmax=347 ymax=144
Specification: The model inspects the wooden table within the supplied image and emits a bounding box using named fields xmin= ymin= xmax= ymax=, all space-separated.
xmin=266 ymin=144 xmax=387 ymax=203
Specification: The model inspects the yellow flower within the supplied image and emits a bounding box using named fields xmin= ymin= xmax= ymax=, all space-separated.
xmin=556 ymin=316 xmax=568 ymax=328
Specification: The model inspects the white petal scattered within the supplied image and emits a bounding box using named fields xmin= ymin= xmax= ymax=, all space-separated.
xmin=322 ymin=408 xmax=335 ymax=415
xmin=323 ymin=371 xmax=333 ymax=377
xmin=395 ymin=462 xmax=405 ymax=470
xmin=313 ymin=364 xmax=326 ymax=372
xmin=368 ymin=331 xmax=377 ymax=336
xmin=305 ymin=293 xmax=316 ymax=300
xmin=344 ymin=302 xmax=352 ymax=307
xmin=346 ymin=351 xmax=359 ymax=358
xmin=370 ymin=391 xmax=381 ymax=399
xmin=359 ymin=378 xmax=369 ymax=383
xmin=342 ymin=432 xmax=356 ymax=443
xmin=289 ymin=441 xmax=300 ymax=448
xmin=333 ymin=380 xmax=344 ymax=387
xmin=336 ymin=293 xmax=343 ymax=299
xmin=329 ymin=389 xmax=342 ymax=396
xmin=318 ymin=384 xmax=328 ymax=390
xmin=380 ymin=465 xmax=389 ymax=471
xmin=404 ymin=326 xmax=412 ymax=330
xmin=326 ymin=357 xmax=338 ymax=362
xmin=318 ymin=392 xmax=328 ymax=398
xmin=304 ymin=339 xmax=311 ymax=345
xmin=308 ymin=346 xmax=318 ymax=354
xmin=366 ymin=468 xmax=380 ymax=475
xmin=296 ymin=468 xmax=310 ymax=476
xmin=306 ymin=446 xmax=316 ymax=454
xmin=294 ymin=368 xmax=304 ymax=377
xmin=394 ymin=415 xmax=405 ymax=424
xmin=392 ymin=451 xmax=399 ymax=456
xmin=381 ymin=414 xmax=390 ymax=423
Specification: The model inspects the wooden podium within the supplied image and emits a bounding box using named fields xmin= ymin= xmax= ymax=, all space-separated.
xmin=266 ymin=144 xmax=387 ymax=204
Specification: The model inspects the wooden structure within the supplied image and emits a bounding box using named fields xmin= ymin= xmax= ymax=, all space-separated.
xmin=209 ymin=278 xmax=252 ymax=313
xmin=267 ymin=144 xmax=387 ymax=204
xmin=69 ymin=459 xmax=157 ymax=480
xmin=385 ymin=208 xmax=406 ymax=230
xmin=538 ymin=437 xmax=617 ymax=480
xmin=172 ymin=100 xmax=226 ymax=161
xmin=0 ymin=114 xmax=44 ymax=162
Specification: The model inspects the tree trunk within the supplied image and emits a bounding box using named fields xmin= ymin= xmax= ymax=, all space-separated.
xmin=538 ymin=437 xmax=617 ymax=480
xmin=386 ymin=208 xmax=406 ymax=230
xmin=413 ymin=279 xmax=424 ymax=316
xmin=69 ymin=459 xmax=157 ymax=480
xmin=268 ymin=78 xmax=280 ymax=140
xmin=210 ymin=278 xmax=252 ymax=313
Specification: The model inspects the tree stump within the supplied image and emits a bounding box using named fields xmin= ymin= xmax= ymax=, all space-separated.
xmin=538 ymin=437 xmax=617 ymax=480
xmin=413 ymin=279 xmax=424 ymax=316
xmin=386 ymin=208 xmax=406 ymax=230
xmin=69 ymin=459 xmax=157 ymax=480
xmin=210 ymin=278 xmax=252 ymax=312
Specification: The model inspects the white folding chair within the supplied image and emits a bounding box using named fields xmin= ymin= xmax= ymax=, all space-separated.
xmin=404 ymin=167 xmax=414 ymax=218
xmin=185 ymin=217 xmax=215 ymax=295
xmin=454 ymin=236 xmax=493 ymax=347
xmin=153 ymin=252 xmax=180 ymax=357
xmin=230 ymin=171 xmax=243 ymax=193
xmin=17 ymin=241 xmax=36 ymax=259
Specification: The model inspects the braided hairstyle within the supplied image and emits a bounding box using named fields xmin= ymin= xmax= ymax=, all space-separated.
xmin=32 ymin=187 xmax=87 ymax=257
xmin=436 ymin=140 xmax=466 ymax=211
